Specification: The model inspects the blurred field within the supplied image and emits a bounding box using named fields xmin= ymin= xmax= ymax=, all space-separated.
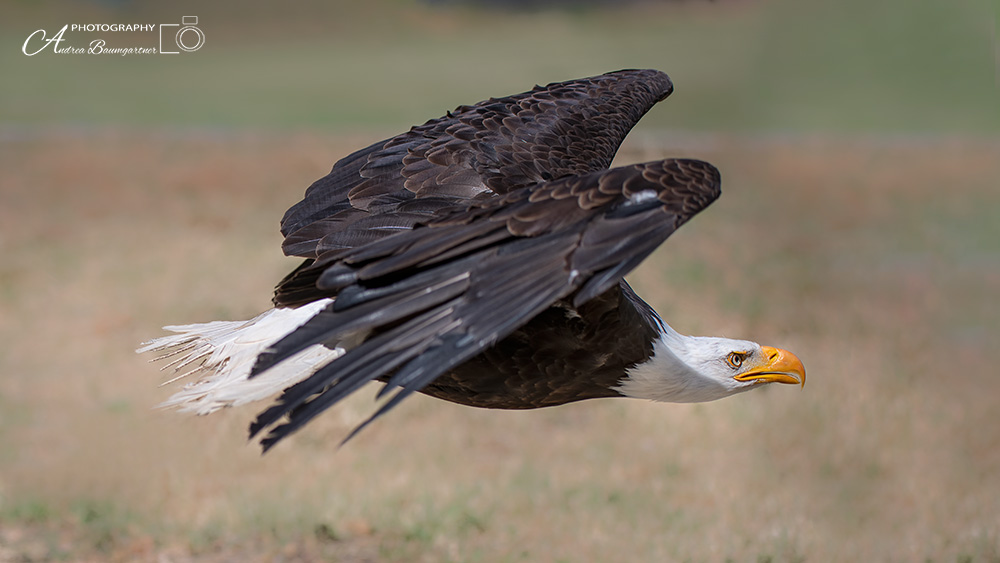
xmin=1 ymin=0 xmax=997 ymax=133
xmin=2 ymin=0 xmax=999 ymax=561
xmin=0 ymin=129 xmax=997 ymax=562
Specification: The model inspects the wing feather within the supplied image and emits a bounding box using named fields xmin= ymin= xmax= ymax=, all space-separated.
xmin=249 ymin=158 xmax=720 ymax=449
xmin=274 ymin=69 xmax=673 ymax=270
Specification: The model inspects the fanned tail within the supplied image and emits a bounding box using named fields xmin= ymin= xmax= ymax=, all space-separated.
xmin=137 ymin=299 xmax=342 ymax=414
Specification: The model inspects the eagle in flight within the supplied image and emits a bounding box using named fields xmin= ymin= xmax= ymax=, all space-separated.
xmin=139 ymin=69 xmax=805 ymax=451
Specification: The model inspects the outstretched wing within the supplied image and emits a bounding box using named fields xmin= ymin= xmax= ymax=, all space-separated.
xmin=275 ymin=69 xmax=674 ymax=286
xmin=249 ymin=158 xmax=721 ymax=451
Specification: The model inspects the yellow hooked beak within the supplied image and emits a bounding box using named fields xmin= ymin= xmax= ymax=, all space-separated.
xmin=734 ymin=346 xmax=806 ymax=387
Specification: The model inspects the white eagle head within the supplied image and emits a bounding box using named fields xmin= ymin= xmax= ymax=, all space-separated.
xmin=616 ymin=324 xmax=805 ymax=403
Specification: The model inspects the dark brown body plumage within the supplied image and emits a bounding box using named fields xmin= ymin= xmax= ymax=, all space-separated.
xmin=416 ymin=281 xmax=661 ymax=409
xmin=245 ymin=70 xmax=721 ymax=449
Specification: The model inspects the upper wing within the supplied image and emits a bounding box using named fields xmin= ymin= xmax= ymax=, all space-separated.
xmin=277 ymin=69 xmax=674 ymax=263
xmin=249 ymin=158 xmax=721 ymax=451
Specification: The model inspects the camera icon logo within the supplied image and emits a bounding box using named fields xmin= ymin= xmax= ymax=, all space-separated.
xmin=159 ymin=16 xmax=205 ymax=54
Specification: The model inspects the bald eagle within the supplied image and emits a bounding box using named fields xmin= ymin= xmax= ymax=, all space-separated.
xmin=139 ymin=69 xmax=805 ymax=451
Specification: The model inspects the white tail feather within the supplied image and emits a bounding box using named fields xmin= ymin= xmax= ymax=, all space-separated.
xmin=137 ymin=299 xmax=339 ymax=414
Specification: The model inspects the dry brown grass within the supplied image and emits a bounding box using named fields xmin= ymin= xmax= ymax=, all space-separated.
xmin=0 ymin=129 xmax=997 ymax=562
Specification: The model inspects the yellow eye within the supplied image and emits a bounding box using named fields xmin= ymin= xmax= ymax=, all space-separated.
xmin=726 ymin=352 xmax=746 ymax=369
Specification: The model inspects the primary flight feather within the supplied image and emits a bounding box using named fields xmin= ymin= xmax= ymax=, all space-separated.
xmin=139 ymin=69 xmax=805 ymax=451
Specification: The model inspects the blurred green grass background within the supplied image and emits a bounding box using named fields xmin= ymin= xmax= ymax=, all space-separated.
xmin=2 ymin=0 xmax=997 ymax=132
xmin=1 ymin=0 xmax=998 ymax=561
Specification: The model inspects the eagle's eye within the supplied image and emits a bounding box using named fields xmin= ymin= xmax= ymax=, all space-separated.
xmin=726 ymin=351 xmax=746 ymax=369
